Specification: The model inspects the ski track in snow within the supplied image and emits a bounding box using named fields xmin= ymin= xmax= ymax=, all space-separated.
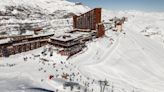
xmin=1 ymin=0 xmax=164 ymax=91
xmin=1 ymin=30 xmax=164 ymax=92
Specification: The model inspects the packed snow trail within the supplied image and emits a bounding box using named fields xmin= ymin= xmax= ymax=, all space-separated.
xmin=69 ymin=28 xmax=164 ymax=92
xmin=70 ymin=35 xmax=121 ymax=65
xmin=1 ymin=31 xmax=164 ymax=92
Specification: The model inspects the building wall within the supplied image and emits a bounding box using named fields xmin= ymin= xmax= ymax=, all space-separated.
xmin=0 ymin=34 xmax=53 ymax=57
xmin=73 ymin=8 xmax=105 ymax=37
xmin=73 ymin=8 xmax=101 ymax=30
xmin=97 ymin=24 xmax=105 ymax=37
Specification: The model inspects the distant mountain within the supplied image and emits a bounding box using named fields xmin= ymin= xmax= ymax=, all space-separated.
xmin=0 ymin=0 xmax=90 ymax=35
xmin=0 ymin=0 xmax=90 ymax=19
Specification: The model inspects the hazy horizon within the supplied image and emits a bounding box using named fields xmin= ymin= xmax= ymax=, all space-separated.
xmin=68 ymin=0 xmax=164 ymax=12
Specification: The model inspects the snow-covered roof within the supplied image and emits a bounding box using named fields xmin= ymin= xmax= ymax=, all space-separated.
xmin=72 ymin=31 xmax=90 ymax=35
xmin=51 ymin=33 xmax=81 ymax=42
xmin=0 ymin=38 xmax=10 ymax=45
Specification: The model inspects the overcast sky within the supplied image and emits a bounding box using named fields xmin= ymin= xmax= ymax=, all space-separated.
xmin=68 ymin=0 xmax=164 ymax=11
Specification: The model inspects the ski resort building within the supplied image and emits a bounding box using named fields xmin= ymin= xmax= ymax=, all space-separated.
xmin=110 ymin=17 xmax=127 ymax=32
xmin=0 ymin=8 xmax=105 ymax=57
xmin=50 ymin=33 xmax=85 ymax=56
xmin=0 ymin=34 xmax=54 ymax=57
xmin=0 ymin=33 xmax=86 ymax=57
xmin=73 ymin=8 xmax=105 ymax=37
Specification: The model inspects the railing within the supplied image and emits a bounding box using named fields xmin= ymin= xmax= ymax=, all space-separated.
xmin=51 ymin=40 xmax=80 ymax=47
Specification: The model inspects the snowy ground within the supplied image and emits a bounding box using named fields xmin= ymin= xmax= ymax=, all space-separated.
xmin=1 ymin=5 xmax=164 ymax=92
xmin=1 ymin=25 xmax=164 ymax=92
xmin=1 ymin=0 xmax=164 ymax=92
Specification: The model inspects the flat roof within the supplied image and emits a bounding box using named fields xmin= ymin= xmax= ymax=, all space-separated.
xmin=0 ymin=38 xmax=11 ymax=45
xmin=0 ymin=34 xmax=33 ymax=38
xmin=51 ymin=33 xmax=82 ymax=42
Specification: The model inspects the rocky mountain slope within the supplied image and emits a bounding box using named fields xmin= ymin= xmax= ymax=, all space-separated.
xmin=0 ymin=0 xmax=90 ymax=35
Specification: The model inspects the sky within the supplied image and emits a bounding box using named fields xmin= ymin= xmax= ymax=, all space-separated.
xmin=68 ymin=0 xmax=164 ymax=11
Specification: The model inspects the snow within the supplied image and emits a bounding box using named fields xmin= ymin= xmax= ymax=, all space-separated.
xmin=0 ymin=38 xmax=10 ymax=45
xmin=1 ymin=0 xmax=164 ymax=92
xmin=0 ymin=0 xmax=90 ymax=35
xmin=51 ymin=33 xmax=81 ymax=42
xmin=2 ymin=29 xmax=164 ymax=92
xmin=0 ymin=0 xmax=90 ymax=14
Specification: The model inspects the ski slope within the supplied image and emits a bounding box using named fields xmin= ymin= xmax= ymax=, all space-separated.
xmin=69 ymin=24 xmax=164 ymax=92
xmin=1 ymin=0 xmax=164 ymax=91
xmin=1 ymin=20 xmax=164 ymax=92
